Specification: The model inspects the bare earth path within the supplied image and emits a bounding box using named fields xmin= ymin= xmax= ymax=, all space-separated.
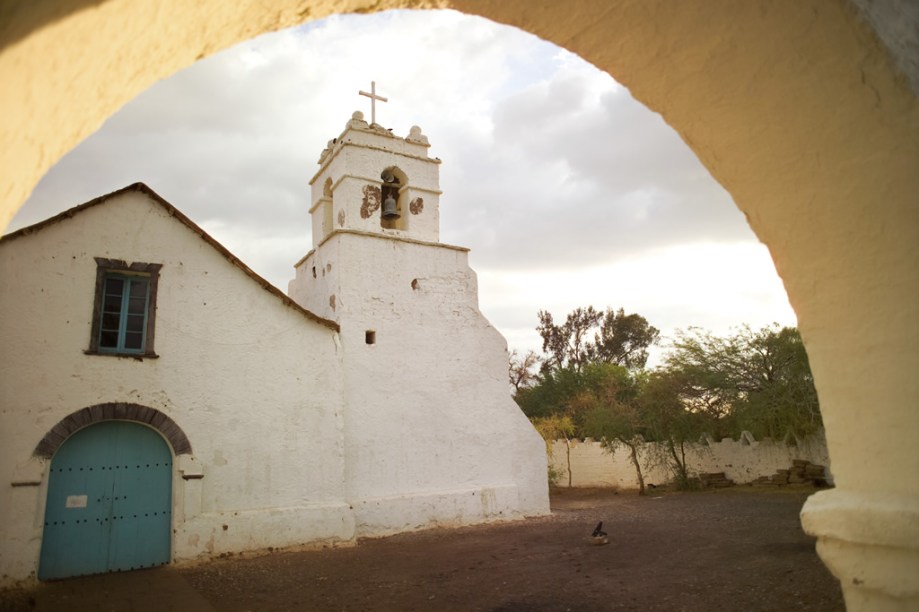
xmin=2 ymin=487 xmax=844 ymax=611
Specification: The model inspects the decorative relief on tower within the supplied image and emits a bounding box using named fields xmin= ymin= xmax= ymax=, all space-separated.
xmin=360 ymin=185 xmax=382 ymax=219
xmin=409 ymin=197 xmax=424 ymax=215
xmin=337 ymin=210 xmax=346 ymax=227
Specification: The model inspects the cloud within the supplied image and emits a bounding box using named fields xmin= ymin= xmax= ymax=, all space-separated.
xmin=479 ymin=241 xmax=795 ymax=362
xmin=9 ymin=9 xmax=795 ymax=359
xmin=443 ymin=59 xmax=753 ymax=271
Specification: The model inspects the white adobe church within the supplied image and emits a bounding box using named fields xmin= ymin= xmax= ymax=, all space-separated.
xmin=0 ymin=108 xmax=549 ymax=584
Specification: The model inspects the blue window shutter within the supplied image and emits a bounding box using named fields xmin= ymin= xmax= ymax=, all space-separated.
xmin=98 ymin=274 xmax=149 ymax=354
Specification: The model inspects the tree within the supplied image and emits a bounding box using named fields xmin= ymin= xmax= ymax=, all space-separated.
xmin=588 ymin=308 xmax=661 ymax=370
xmin=515 ymin=366 xmax=585 ymax=421
xmin=517 ymin=321 xmax=821 ymax=492
xmin=637 ymin=371 xmax=709 ymax=488
xmin=516 ymin=361 xmax=637 ymax=427
xmin=531 ymin=414 xmax=576 ymax=487
xmin=516 ymin=364 xmax=628 ymax=488
xmin=537 ymin=307 xmax=602 ymax=373
xmin=664 ymin=325 xmax=820 ymax=440
xmin=508 ymin=349 xmax=541 ymax=393
xmin=572 ymin=364 xmax=649 ymax=495
xmin=537 ymin=307 xmax=659 ymax=373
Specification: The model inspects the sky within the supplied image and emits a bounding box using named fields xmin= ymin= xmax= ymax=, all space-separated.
xmin=8 ymin=9 xmax=795 ymax=362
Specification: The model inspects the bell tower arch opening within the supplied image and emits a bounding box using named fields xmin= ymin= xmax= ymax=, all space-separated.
xmin=322 ymin=177 xmax=334 ymax=237
xmin=380 ymin=166 xmax=407 ymax=231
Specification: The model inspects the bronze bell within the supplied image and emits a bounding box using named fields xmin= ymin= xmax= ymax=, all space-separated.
xmin=382 ymin=195 xmax=400 ymax=219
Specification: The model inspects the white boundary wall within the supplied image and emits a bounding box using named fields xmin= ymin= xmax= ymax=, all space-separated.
xmin=548 ymin=433 xmax=831 ymax=489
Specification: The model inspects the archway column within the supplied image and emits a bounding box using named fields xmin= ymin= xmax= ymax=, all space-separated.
xmin=802 ymin=492 xmax=919 ymax=609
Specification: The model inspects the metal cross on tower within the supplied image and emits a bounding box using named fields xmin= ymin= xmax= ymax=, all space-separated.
xmin=358 ymin=81 xmax=388 ymax=125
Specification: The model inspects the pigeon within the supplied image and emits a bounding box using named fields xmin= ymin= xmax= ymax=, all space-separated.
xmin=592 ymin=521 xmax=607 ymax=538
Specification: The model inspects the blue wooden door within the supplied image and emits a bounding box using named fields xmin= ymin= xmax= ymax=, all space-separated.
xmin=39 ymin=421 xmax=172 ymax=580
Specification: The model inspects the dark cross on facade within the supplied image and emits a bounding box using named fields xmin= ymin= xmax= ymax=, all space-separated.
xmin=359 ymin=81 xmax=388 ymax=125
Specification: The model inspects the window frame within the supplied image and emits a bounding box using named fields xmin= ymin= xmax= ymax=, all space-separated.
xmin=86 ymin=258 xmax=161 ymax=358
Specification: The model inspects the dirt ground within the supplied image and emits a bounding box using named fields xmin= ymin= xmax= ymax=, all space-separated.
xmin=2 ymin=487 xmax=845 ymax=611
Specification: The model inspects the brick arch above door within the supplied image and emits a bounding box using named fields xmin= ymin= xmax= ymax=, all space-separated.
xmin=34 ymin=403 xmax=192 ymax=458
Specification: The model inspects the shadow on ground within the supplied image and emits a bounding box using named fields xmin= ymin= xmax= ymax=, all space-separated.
xmin=1 ymin=487 xmax=844 ymax=611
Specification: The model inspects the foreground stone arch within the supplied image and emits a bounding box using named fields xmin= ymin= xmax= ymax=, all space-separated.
xmin=1 ymin=2 xmax=916 ymax=609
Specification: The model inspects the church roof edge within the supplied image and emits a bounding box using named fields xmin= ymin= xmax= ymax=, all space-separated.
xmin=1 ymin=183 xmax=340 ymax=333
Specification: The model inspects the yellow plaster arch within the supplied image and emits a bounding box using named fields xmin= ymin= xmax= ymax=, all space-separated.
xmin=1 ymin=1 xmax=917 ymax=608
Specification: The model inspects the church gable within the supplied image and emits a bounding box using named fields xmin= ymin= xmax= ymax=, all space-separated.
xmin=1 ymin=185 xmax=351 ymax=579
xmin=1 ymin=183 xmax=338 ymax=333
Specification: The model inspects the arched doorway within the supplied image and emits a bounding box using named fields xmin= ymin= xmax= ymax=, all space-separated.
xmin=39 ymin=421 xmax=172 ymax=580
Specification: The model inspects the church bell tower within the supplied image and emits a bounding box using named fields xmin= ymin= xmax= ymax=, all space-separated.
xmin=287 ymin=102 xmax=460 ymax=327
xmin=286 ymin=89 xmax=549 ymax=529
xmin=306 ymin=110 xmax=441 ymax=249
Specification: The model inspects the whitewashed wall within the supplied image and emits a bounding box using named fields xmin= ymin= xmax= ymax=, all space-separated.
xmin=290 ymin=119 xmax=550 ymax=536
xmin=292 ymin=231 xmax=550 ymax=535
xmin=1 ymin=184 xmax=549 ymax=587
xmin=0 ymin=190 xmax=350 ymax=585
xmin=548 ymin=435 xmax=831 ymax=489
